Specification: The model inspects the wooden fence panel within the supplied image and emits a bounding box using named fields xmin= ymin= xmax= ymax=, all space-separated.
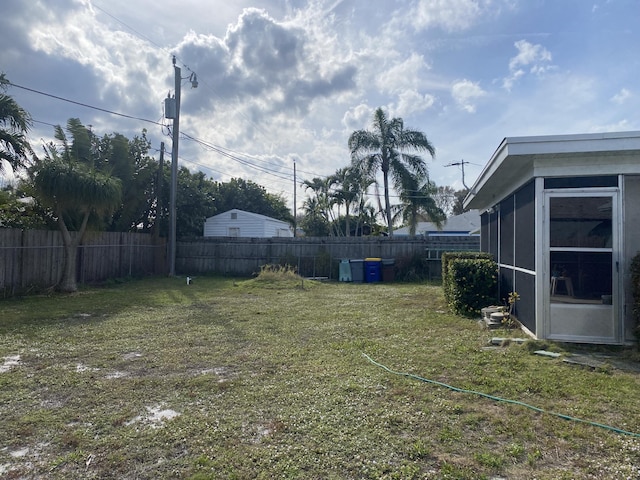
xmin=176 ymin=236 xmax=480 ymax=278
xmin=1 ymin=229 xmax=478 ymax=293
xmin=0 ymin=229 xmax=166 ymax=294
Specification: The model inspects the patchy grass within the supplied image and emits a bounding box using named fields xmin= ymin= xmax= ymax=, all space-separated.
xmin=0 ymin=276 xmax=639 ymax=479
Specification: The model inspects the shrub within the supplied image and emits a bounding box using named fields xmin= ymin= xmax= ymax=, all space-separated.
xmin=448 ymin=258 xmax=499 ymax=317
xmin=441 ymin=251 xmax=494 ymax=306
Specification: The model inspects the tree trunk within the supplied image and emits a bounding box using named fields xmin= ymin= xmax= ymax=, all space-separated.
xmin=345 ymin=201 xmax=351 ymax=237
xmin=58 ymin=242 xmax=78 ymax=293
xmin=383 ymin=171 xmax=393 ymax=237
xmin=56 ymin=209 xmax=91 ymax=293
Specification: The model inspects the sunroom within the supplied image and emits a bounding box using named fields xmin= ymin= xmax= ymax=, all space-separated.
xmin=464 ymin=131 xmax=640 ymax=345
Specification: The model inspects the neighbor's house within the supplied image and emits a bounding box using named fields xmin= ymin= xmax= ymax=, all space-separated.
xmin=464 ymin=131 xmax=640 ymax=345
xmin=203 ymin=209 xmax=293 ymax=238
xmin=393 ymin=209 xmax=481 ymax=237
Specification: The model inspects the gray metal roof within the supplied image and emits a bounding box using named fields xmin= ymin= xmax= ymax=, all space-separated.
xmin=394 ymin=209 xmax=481 ymax=236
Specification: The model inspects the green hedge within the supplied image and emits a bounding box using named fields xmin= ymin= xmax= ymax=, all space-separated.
xmin=441 ymin=252 xmax=494 ymax=305
xmin=441 ymin=251 xmax=497 ymax=317
xmin=449 ymin=259 xmax=499 ymax=316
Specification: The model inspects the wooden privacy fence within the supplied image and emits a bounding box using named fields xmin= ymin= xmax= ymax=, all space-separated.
xmin=176 ymin=236 xmax=480 ymax=279
xmin=0 ymin=230 xmax=479 ymax=294
xmin=0 ymin=229 xmax=166 ymax=294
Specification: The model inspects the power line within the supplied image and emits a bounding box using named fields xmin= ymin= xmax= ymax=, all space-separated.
xmin=11 ymin=81 xmax=336 ymax=197
xmin=8 ymin=82 xmax=164 ymax=127
xmin=12 ymin=81 xmax=294 ymax=189
xmin=181 ymin=133 xmax=292 ymax=182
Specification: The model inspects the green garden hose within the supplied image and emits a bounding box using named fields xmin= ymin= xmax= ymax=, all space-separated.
xmin=363 ymin=353 xmax=640 ymax=438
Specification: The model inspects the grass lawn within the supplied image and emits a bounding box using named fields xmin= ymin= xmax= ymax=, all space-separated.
xmin=1 ymin=274 xmax=639 ymax=479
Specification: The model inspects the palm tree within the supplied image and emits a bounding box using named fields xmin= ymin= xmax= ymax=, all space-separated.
xmin=328 ymin=167 xmax=362 ymax=236
xmin=348 ymin=107 xmax=435 ymax=237
xmin=0 ymin=74 xmax=33 ymax=172
xmin=29 ymin=119 xmax=122 ymax=292
xmin=392 ymin=174 xmax=446 ymax=238
xmin=302 ymin=176 xmax=339 ymax=235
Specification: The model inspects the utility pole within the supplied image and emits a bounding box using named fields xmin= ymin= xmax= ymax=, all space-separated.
xmin=165 ymin=56 xmax=197 ymax=276
xmin=169 ymin=57 xmax=181 ymax=276
xmin=445 ymin=159 xmax=470 ymax=189
xmin=293 ymin=159 xmax=297 ymax=237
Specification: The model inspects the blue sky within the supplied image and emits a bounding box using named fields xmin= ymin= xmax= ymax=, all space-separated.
xmin=1 ymin=0 xmax=638 ymax=213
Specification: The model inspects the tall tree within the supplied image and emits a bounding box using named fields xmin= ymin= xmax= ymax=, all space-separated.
xmin=348 ymin=107 xmax=435 ymax=237
xmin=29 ymin=119 xmax=122 ymax=292
xmin=452 ymin=188 xmax=471 ymax=215
xmin=300 ymin=196 xmax=330 ymax=236
xmin=392 ymin=175 xmax=446 ymax=237
xmin=328 ymin=167 xmax=362 ymax=236
xmin=433 ymin=185 xmax=456 ymax=217
xmin=302 ymin=176 xmax=337 ymax=235
xmin=0 ymin=74 xmax=33 ymax=172
xmin=98 ymin=131 xmax=158 ymax=232
xmin=212 ymin=177 xmax=292 ymax=223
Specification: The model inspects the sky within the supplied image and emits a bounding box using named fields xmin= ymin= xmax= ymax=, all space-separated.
xmin=1 ymin=0 xmax=639 ymax=215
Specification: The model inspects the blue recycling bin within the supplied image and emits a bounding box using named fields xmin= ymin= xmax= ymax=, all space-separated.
xmin=364 ymin=258 xmax=382 ymax=283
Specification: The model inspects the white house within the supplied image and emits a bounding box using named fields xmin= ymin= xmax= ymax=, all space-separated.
xmin=203 ymin=209 xmax=293 ymax=238
xmin=393 ymin=209 xmax=481 ymax=237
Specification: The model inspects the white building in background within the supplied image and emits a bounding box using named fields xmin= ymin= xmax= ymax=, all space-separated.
xmin=203 ymin=209 xmax=293 ymax=238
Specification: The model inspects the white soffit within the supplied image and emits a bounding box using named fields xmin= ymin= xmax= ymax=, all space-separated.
xmin=466 ymin=131 xmax=640 ymax=210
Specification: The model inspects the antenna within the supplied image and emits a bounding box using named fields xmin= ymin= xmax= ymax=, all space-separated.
xmin=445 ymin=159 xmax=470 ymax=189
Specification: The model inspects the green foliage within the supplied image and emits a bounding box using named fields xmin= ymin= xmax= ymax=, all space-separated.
xmin=447 ymin=258 xmax=499 ymax=316
xmin=392 ymin=173 xmax=445 ymax=238
xmin=0 ymin=73 xmax=33 ymax=171
xmin=102 ymin=131 xmax=158 ymax=232
xmin=299 ymin=208 xmax=331 ymax=236
xmin=441 ymin=251 xmax=494 ymax=306
xmin=27 ymin=118 xmax=124 ymax=292
xmin=212 ymin=178 xmax=292 ymax=224
xmin=349 ymin=107 xmax=435 ymax=237
xmin=0 ymin=188 xmax=52 ymax=229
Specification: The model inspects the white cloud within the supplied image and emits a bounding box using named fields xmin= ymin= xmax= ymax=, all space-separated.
xmin=342 ymin=104 xmax=373 ymax=130
xmin=451 ymin=79 xmax=486 ymax=113
xmin=408 ymin=0 xmax=487 ymax=32
xmin=395 ymin=90 xmax=436 ymax=117
xmin=3 ymin=0 xmax=640 ymax=207
xmin=503 ymin=40 xmax=553 ymax=90
xmin=376 ymin=52 xmax=431 ymax=93
xmin=611 ymin=88 xmax=631 ymax=105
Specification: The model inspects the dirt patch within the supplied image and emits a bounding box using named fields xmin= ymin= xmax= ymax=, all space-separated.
xmin=0 ymin=355 xmax=20 ymax=373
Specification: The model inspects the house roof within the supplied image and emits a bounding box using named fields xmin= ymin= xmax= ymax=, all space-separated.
xmin=206 ymin=209 xmax=289 ymax=225
xmin=465 ymin=131 xmax=640 ymax=211
xmin=394 ymin=209 xmax=481 ymax=236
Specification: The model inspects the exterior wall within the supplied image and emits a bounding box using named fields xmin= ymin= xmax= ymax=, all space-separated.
xmin=495 ymin=180 xmax=536 ymax=334
xmin=203 ymin=210 xmax=292 ymax=238
xmin=623 ymin=175 xmax=640 ymax=341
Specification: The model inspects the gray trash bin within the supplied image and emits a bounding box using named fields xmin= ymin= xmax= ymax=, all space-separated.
xmin=350 ymin=259 xmax=364 ymax=283
xmin=382 ymin=258 xmax=395 ymax=282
